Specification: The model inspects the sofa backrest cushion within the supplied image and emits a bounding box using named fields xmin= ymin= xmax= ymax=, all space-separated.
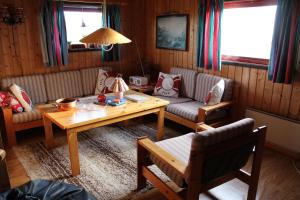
xmin=194 ymin=73 xmax=233 ymax=103
xmin=1 ymin=75 xmax=47 ymax=104
xmin=80 ymin=67 xmax=113 ymax=96
xmin=45 ymin=71 xmax=83 ymax=101
xmin=170 ymin=67 xmax=197 ymax=98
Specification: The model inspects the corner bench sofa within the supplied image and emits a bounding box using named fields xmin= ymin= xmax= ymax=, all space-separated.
xmin=157 ymin=67 xmax=234 ymax=130
xmin=1 ymin=67 xmax=111 ymax=147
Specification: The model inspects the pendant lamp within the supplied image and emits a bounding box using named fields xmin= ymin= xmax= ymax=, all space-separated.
xmin=80 ymin=0 xmax=131 ymax=51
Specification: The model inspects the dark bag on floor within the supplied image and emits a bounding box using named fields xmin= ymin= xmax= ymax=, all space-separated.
xmin=0 ymin=179 xmax=96 ymax=200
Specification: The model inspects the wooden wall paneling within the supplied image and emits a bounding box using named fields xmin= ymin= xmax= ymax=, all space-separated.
xmin=232 ymin=66 xmax=242 ymax=119
xmin=278 ymin=84 xmax=293 ymax=117
xmin=247 ymin=68 xmax=258 ymax=107
xmin=288 ymin=82 xmax=300 ymax=119
xmin=254 ymin=69 xmax=266 ymax=109
xmin=261 ymin=75 xmax=274 ymax=112
xmin=270 ymin=83 xmax=283 ymax=115
xmin=23 ymin=0 xmax=38 ymax=75
xmin=239 ymin=67 xmax=250 ymax=117
xmin=221 ymin=64 xmax=229 ymax=77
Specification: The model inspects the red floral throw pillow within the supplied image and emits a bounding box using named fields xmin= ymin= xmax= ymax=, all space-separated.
xmin=9 ymin=84 xmax=32 ymax=112
xmin=153 ymin=72 xmax=181 ymax=98
xmin=0 ymin=91 xmax=9 ymax=107
xmin=94 ymin=69 xmax=122 ymax=95
xmin=7 ymin=95 xmax=24 ymax=113
xmin=0 ymin=91 xmax=24 ymax=113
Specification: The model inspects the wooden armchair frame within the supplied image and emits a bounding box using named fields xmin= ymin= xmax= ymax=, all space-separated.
xmin=1 ymin=107 xmax=43 ymax=147
xmin=137 ymin=124 xmax=266 ymax=200
xmin=164 ymin=101 xmax=234 ymax=130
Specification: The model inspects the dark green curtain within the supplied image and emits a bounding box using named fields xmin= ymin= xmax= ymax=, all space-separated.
xmin=268 ymin=0 xmax=300 ymax=84
xmin=40 ymin=0 xmax=68 ymax=66
xmin=102 ymin=5 xmax=121 ymax=62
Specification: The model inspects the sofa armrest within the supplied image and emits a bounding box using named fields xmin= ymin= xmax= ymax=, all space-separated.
xmin=198 ymin=101 xmax=234 ymax=122
xmin=0 ymin=149 xmax=6 ymax=161
xmin=1 ymin=107 xmax=16 ymax=146
xmin=137 ymin=137 xmax=187 ymax=177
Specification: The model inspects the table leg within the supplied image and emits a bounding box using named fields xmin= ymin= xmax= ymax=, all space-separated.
xmin=43 ymin=116 xmax=54 ymax=149
xmin=67 ymin=129 xmax=80 ymax=176
xmin=157 ymin=107 xmax=165 ymax=141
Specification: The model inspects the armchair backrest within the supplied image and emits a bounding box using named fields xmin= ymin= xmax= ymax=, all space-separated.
xmin=185 ymin=118 xmax=259 ymax=184
xmin=194 ymin=73 xmax=233 ymax=103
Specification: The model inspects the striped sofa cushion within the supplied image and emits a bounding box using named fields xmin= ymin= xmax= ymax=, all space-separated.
xmin=80 ymin=67 xmax=114 ymax=96
xmin=151 ymin=133 xmax=195 ymax=187
xmin=81 ymin=67 xmax=102 ymax=96
xmin=1 ymin=75 xmax=47 ymax=104
xmin=156 ymin=96 xmax=193 ymax=105
xmin=194 ymin=73 xmax=233 ymax=103
xmin=170 ymin=67 xmax=197 ymax=98
xmin=166 ymin=101 xmax=227 ymax=122
xmin=45 ymin=71 xmax=83 ymax=101
xmin=12 ymin=109 xmax=42 ymax=124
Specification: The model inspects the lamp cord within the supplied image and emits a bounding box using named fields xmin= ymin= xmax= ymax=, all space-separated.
xmin=135 ymin=39 xmax=145 ymax=77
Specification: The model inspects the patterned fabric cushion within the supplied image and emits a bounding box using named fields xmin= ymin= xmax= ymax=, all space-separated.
xmin=9 ymin=84 xmax=33 ymax=112
xmin=156 ymin=96 xmax=193 ymax=105
xmin=0 ymin=91 xmax=9 ymax=107
xmin=151 ymin=133 xmax=195 ymax=187
xmin=1 ymin=75 xmax=47 ymax=104
xmin=170 ymin=67 xmax=197 ymax=98
xmin=45 ymin=71 xmax=83 ymax=101
xmin=166 ymin=101 xmax=227 ymax=122
xmin=94 ymin=70 xmax=122 ymax=95
xmin=80 ymin=67 xmax=113 ymax=96
xmin=6 ymin=95 xmax=24 ymax=113
xmin=153 ymin=72 xmax=181 ymax=98
xmin=194 ymin=73 xmax=233 ymax=103
xmin=12 ymin=108 xmax=42 ymax=124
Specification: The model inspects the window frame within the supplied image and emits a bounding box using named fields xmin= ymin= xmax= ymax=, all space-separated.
xmin=63 ymin=2 xmax=103 ymax=52
xmin=221 ymin=0 xmax=277 ymax=66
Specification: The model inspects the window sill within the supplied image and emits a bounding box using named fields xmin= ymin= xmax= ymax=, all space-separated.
xmin=68 ymin=48 xmax=102 ymax=53
xmin=221 ymin=60 xmax=268 ymax=70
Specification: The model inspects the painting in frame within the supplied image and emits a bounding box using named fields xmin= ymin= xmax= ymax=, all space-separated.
xmin=156 ymin=14 xmax=188 ymax=51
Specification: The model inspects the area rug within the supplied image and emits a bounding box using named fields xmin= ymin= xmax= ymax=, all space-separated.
xmin=13 ymin=124 xmax=169 ymax=200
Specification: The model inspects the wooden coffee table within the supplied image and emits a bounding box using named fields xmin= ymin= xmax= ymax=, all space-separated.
xmin=43 ymin=91 xmax=169 ymax=176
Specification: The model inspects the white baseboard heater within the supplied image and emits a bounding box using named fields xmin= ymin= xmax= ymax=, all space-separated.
xmin=245 ymin=108 xmax=300 ymax=158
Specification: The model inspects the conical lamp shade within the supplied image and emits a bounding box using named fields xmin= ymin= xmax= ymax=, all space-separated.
xmin=80 ymin=27 xmax=131 ymax=45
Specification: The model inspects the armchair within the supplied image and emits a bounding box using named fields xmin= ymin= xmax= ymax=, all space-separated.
xmin=137 ymin=118 xmax=266 ymax=200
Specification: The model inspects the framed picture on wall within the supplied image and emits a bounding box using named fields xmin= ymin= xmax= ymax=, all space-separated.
xmin=156 ymin=14 xmax=188 ymax=51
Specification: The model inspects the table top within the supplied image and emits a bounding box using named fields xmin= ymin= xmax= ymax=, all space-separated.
xmin=43 ymin=91 xmax=169 ymax=130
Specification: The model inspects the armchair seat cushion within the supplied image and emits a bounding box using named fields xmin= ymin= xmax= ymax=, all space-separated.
xmin=166 ymin=101 xmax=227 ymax=122
xmin=150 ymin=133 xmax=195 ymax=187
xmin=156 ymin=96 xmax=193 ymax=105
xmin=12 ymin=108 xmax=42 ymax=124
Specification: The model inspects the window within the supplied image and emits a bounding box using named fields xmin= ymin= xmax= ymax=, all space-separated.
xmin=63 ymin=3 xmax=102 ymax=50
xmin=221 ymin=0 xmax=277 ymax=65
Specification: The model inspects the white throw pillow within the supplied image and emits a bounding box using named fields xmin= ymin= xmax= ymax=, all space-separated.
xmin=204 ymin=79 xmax=225 ymax=106
xmin=153 ymin=72 xmax=181 ymax=98
xmin=9 ymin=83 xmax=32 ymax=112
